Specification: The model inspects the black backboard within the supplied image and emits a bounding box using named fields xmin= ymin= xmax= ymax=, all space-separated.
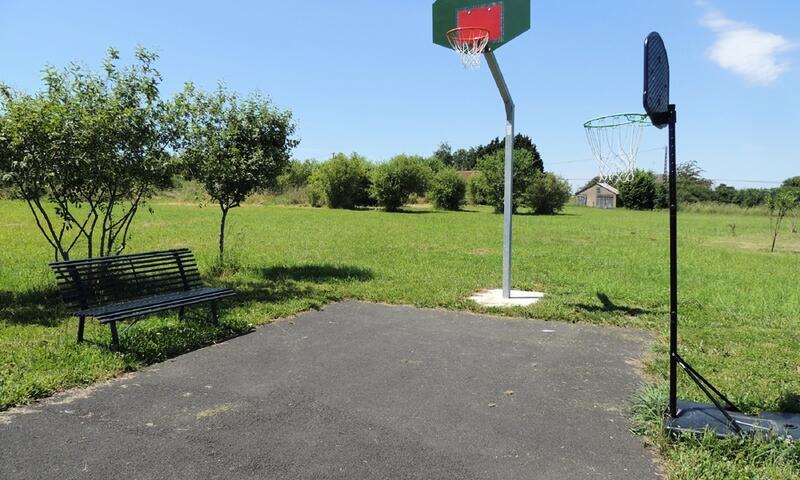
xmin=643 ymin=32 xmax=670 ymax=129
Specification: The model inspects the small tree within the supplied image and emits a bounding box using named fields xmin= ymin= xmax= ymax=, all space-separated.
xmin=172 ymin=83 xmax=297 ymax=263
xmin=523 ymin=172 xmax=571 ymax=215
xmin=0 ymin=48 xmax=173 ymax=261
xmin=766 ymin=189 xmax=798 ymax=253
xmin=429 ymin=168 xmax=466 ymax=211
xmin=476 ymin=149 xmax=539 ymax=213
xmin=617 ymin=170 xmax=657 ymax=210
xmin=370 ymin=155 xmax=432 ymax=212
xmin=308 ymin=153 xmax=373 ymax=209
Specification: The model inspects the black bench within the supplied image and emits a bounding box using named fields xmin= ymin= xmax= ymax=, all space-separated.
xmin=50 ymin=248 xmax=236 ymax=350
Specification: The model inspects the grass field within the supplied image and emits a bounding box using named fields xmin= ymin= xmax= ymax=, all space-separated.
xmin=2 ymin=199 xmax=799 ymax=478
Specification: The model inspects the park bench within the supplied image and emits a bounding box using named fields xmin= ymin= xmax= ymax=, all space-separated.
xmin=50 ymin=248 xmax=236 ymax=350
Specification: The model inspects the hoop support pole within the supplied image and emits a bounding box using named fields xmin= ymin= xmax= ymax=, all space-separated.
xmin=667 ymin=104 xmax=678 ymax=418
xmin=485 ymin=50 xmax=515 ymax=299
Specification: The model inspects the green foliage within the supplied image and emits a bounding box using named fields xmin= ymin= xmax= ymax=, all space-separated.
xmin=442 ymin=134 xmax=545 ymax=171
xmin=429 ymin=168 xmax=466 ymax=211
xmin=782 ymin=176 xmax=800 ymax=189
xmin=308 ymin=153 xmax=373 ymax=209
xmin=677 ymin=160 xmax=714 ymax=204
xmin=370 ymin=155 xmax=432 ymax=212
xmin=476 ymin=148 xmax=539 ymax=213
xmin=432 ymin=142 xmax=454 ymax=167
xmin=522 ymin=171 xmax=572 ymax=215
xmin=767 ymin=189 xmax=799 ymax=253
xmin=0 ymin=47 xmax=174 ymax=260
xmin=714 ymin=183 xmax=738 ymax=204
xmin=171 ymin=83 xmax=297 ymax=262
xmin=466 ymin=172 xmax=491 ymax=205
xmin=617 ymin=170 xmax=657 ymax=210
xmin=276 ymin=159 xmax=317 ymax=192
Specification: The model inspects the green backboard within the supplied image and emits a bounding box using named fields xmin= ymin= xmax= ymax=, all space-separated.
xmin=433 ymin=0 xmax=531 ymax=51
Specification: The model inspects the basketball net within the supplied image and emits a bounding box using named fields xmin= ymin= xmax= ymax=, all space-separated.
xmin=583 ymin=114 xmax=649 ymax=184
xmin=447 ymin=27 xmax=490 ymax=70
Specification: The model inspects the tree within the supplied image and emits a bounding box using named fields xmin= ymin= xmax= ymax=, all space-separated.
xmin=370 ymin=155 xmax=432 ymax=212
xmin=172 ymin=83 xmax=297 ymax=263
xmin=0 ymin=48 xmax=174 ymax=261
xmin=275 ymin=159 xmax=316 ymax=193
xmin=429 ymin=168 xmax=466 ymax=211
xmin=308 ymin=153 xmax=373 ymax=209
xmin=476 ymin=148 xmax=539 ymax=213
xmin=676 ymin=160 xmax=714 ymax=203
xmin=714 ymin=184 xmax=738 ymax=204
xmin=782 ymin=177 xmax=800 ymax=189
xmin=766 ymin=189 xmax=798 ymax=253
xmin=523 ymin=172 xmax=572 ymax=215
xmin=617 ymin=170 xmax=657 ymax=210
xmin=433 ymin=142 xmax=454 ymax=167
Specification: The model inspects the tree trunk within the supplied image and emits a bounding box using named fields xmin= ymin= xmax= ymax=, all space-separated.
xmin=218 ymin=206 xmax=229 ymax=264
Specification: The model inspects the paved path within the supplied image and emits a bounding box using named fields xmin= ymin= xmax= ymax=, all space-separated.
xmin=1 ymin=302 xmax=659 ymax=479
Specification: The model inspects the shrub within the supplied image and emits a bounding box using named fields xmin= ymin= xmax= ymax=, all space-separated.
xmin=429 ymin=168 xmax=466 ymax=211
xmin=617 ymin=170 xmax=657 ymax=210
xmin=308 ymin=153 xmax=373 ymax=209
xmin=276 ymin=159 xmax=316 ymax=193
xmin=476 ymin=149 xmax=541 ymax=213
xmin=523 ymin=171 xmax=571 ymax=215
xmin=467 ymin=172 xmax=491 ymax=205
xmin=370 ymin=155 xmax=432 ymax=211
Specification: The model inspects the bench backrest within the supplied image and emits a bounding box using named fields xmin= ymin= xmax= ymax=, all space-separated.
xmin=49 ymin=248 xmax=202 ymax=310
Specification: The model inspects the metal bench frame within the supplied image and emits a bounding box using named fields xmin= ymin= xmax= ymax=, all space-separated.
xmin=50 ymin=248 xmax=236 ymax=350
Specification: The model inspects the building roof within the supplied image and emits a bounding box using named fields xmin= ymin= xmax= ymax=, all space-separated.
xmin=576 ymin=181 xmax=619 ymax=196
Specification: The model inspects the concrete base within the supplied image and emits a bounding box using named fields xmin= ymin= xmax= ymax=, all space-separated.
xmin=469 ymin=289 xmax=544 ymax=308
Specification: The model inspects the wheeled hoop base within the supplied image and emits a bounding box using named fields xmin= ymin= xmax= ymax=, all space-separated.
xmin=665 ymin=400 xmax=800 ymax=440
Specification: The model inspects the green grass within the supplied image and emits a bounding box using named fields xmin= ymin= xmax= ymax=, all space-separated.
xmin=1 ymin=200 xmax=799 ymax=478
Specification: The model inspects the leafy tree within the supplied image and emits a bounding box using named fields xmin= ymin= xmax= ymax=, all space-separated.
xmin=433 ymin=142 xmax=454 ymax=167
xmin=466 ymin=172 xmax=491 ymax=205
xmin=782 ymin=177 xmax=800 ymax=189
xmin=676 ymin=160 xmax=714 ymax=203
xmin=370 ymin=155 xmax=432 ymax=212
xmin=523 ymin=171 xmax=572 ymax=215
xmin=476 ymin=148 xmax=539 ymax=213
xmin=766 ymin=189 xmax=799 ymax=253
xmin=617 ymin=170 xmax=657 ymax=210
xmin=0 ymin=48 xmax=174 ymax=261
xmin=172 ymin=83 xmax=297 ymax=263
xmin=444 ymin=134 xmax=544 ymax=172
xmin=275 ymin=159 xmax=317 ymax=193
xmin=736 ymin=188 xmax=770 ymax=208
xmin=308 ymin=153 xmax=373 ymax=209
xmin=714 ymin=184 xmax=738 ymax=204
xmin=429 ymin=168 xmax=466 ymax=211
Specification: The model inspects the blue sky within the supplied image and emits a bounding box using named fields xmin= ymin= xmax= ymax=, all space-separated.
xmin=1 ymin=1 xmax=798 ymax=189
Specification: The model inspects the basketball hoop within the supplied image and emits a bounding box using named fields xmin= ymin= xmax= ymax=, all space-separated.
xmin=446 ymin=27 xmax=490 ymax=69
xmin=584 ymin=113 xmax=650 ymax=184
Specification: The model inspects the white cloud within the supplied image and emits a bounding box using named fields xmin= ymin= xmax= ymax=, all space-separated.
xmin=700 ymin=10 xmax=795 ymax=86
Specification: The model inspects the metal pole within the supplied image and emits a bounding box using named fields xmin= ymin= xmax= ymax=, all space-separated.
xmin=667 ymin=105 xmax=678 ymax=418
xmin=484 ymin=50 xmax=515 ymax=299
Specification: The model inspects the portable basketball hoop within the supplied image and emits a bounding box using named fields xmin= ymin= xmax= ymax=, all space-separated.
xmin=584 ymin=113 xmax=649 ymax=184
xmin=446 ymin=27 xmax=490 ymax=69
xmin=643 ymin=31 xmax=800 ymax=440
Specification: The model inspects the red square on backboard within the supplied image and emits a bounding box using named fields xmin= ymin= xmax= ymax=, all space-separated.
xmin=457 ymin=3 xmax=504 ymax=42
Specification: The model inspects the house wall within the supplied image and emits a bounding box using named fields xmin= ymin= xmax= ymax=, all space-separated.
xmin=576 ymin=185 xmax=617 ymax=209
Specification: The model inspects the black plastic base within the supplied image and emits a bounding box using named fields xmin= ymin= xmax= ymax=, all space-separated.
xmin=665 ymin=400 xmax=800 ymax=439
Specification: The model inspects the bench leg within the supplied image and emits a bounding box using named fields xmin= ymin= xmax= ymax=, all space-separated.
xmin=109 ymin=321 xmax=120 ymax=351
xmin=210 ymin=302 xmax=219 ymax=326
xmin=77 ymin=316 xmax=86 ymax=343
xmin=179 ymin=306 xmax=186 ymax=321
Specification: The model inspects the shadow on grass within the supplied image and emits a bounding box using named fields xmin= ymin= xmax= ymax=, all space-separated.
xmin=254 ymin=264 xmax=374 ymax=283
xmin=574 ymin=293 xmax=654 ymax=317
xmin=0 ymin=287 xmax=69 ymax=327
xmin=779 ymin=393 xmax=800 ymax=413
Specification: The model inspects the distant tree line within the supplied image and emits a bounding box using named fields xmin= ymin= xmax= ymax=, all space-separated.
xmin=432 ymin=134 xmax=544 ymax=172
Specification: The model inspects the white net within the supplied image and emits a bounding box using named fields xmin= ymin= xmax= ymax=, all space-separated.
xmin=447 ymin=28 xmax=490 ymax=70
xmin=584 ymin=113 xmax=649 ymax=184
